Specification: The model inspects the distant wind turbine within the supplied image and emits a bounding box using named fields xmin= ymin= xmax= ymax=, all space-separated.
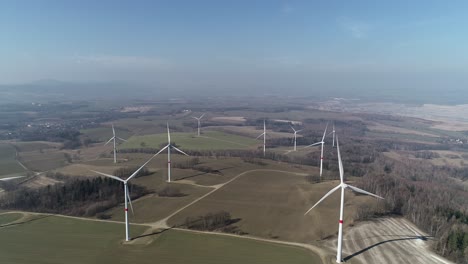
xmin=328 ymin=123 xmax=336 ymax=147
xmin=105 ymin=124 xmax=127 ymax=163
xmin=304 ymin=135 xmax=383 ymax=263
xmin=90 ymin=151 xmax=164 ymax=241
xmin=155 ymin=123 xmax=190 ymax=182
xmin=192 ymin=113 xmax=205 ymax=137
xmin=290 ymin=125 xmax=302 ymax=151
xmin=304 ymin=123 xmax=328 ymax=177
xmin=256 ymin=120 xmax=266 ymax=156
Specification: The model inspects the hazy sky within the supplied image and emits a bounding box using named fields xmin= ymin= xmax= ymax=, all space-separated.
xmin=1 ymin=1 xmax=467 ymax=95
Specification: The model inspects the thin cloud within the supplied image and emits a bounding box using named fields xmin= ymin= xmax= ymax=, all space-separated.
xmin=339 ymin=18 xmax=372 ymax=39
xmin=73 ymin=55 xmax=171 ymax=69
xmin=280 ymin=3 xmax=294 ymax=15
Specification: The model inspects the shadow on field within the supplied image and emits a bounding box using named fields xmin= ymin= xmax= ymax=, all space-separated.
xmin=176 ymin=166 xmax=235 ymax=181
xmin=343 ymin=235 xmax=432 ymax=262
xmin=0 ymin=214 xmax=52 ymax=229
xmin=132 ymin=227 xmax=172 ymax=240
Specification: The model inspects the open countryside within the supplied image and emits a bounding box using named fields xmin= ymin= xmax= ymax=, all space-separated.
xmin=1 ymin=1 xmax=468 ymax=264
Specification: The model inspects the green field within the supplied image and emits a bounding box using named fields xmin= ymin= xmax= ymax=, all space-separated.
xmin=0 ymin=215 xmax=321 ymax=264
xmin=0 ymin=213 xmax=22 ymax=225
xmin=18 ymin=150 xmax=68 ymax=172
xmin=0 ymin=143 xmax=26 ymax=177
xmin=12 ymin=141 xmax=59 ymax=152
xmin=121 ymin=131 xmax=258 ymax=150
xmin=81 ymin=126 xmax=133 ymax=142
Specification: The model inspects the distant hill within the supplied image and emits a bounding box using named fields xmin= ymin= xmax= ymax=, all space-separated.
xmin=0 ymin=80 xmax=158 ymax=103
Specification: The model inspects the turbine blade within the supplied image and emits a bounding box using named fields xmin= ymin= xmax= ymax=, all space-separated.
xmin=296 ymin=129 xmax=302 ymax=133
xmin=104 ymin=137 xmax=114 ymax=146
xmin=256 ymin=133 xmax=265 ymax=139
xmin=304 ymin=184 xmax=341 ymax=215
xmin=199 ymin=113 xmax=205 ymax=119
xmin=336 ymin=136 xmax=344 ymax=183
xmin=126 ymin=185 xmax=135 ymax=215
xmin=112 ymin=124 xmax=115 ymax=137
xmin=290 ymin=125 xmax=296 ymax=132
xmin=167 ymin=122 xmax=171 ymax=143
xmin=126 ymin=146 xmax=168 ymax=182
xmin=303 ymin=142 xmax=322 ymax=148
xmin=0 ymin=176 xmax=25 ymax=181
xmin=90 ymin=170 xmax=124 ymax=182
xmin=347 ymin=185 xmax=384 ymax=199
xmin=321 ymin=123 xmax=329 ymax=141
xmin=116 ymin=137 xmax=127 ymax=142
xmin=172 ymin=146 xmax=190 ymax=156
xmin=192 ymin=117 xmax=198 ymax=120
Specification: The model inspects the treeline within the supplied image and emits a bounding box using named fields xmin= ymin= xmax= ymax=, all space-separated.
xmin=184 ymin=211 xmax=243 ymax=234
xmin=118 ymin=145 xmax=379 ymax=178
xmin=0 ymin=177 xmax=150 ymax=217
xmin=356 ymin=155 xmax=468 ymax=263
xmin=18 ymin=128 xmax=82 ymax=149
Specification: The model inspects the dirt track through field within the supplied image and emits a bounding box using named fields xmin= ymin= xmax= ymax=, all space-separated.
xmin=332 ymin=217 xmax=453 ymax=264
xmin=145 ymin=169 xmax=309 ymax=229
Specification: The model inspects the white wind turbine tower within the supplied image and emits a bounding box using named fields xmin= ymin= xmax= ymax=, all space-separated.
xmin=290 ymin=125 xmax=302 ymax=151
xmin=256 ymin=120 xmax=266 ymax=156
xmin=304 ymin=123 xmax=328 ymax=177
xmin=304 ymin=135 xmax=383 ymax=263
xmin=329 ymin=123 xmax=336 ymax=147
xmin=192 ymin=113 xmax=205 ymax=137
xmin=105 ymin=124 xmax=127 ymax=163
xmin=155 ymin=123 xmax=190 ymax=182
xmin=90 ymin=150 xmax=165 ymax=241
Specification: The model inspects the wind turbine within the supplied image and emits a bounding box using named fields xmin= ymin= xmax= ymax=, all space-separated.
xmin=328 ymin=123 xmax=336 ymax=147
xmin=256 ymin=120 xmax=266 ymax=156
xmin=90 ymin=150 xmax=165 ymax=241
xmin=304 ymin=135 xmax=383 ymax=263
xmin=105 ymin=124 xmax=127 ymax=163
xmin=156 ymin=123 xmax=190 ymax=182
xmin=290 ymin=125 xmax=302 ymax=151
xmin=304 ymin=123 xmax=328 ymax=177
xmin=192 ymin=113 xmax=205 ymax=137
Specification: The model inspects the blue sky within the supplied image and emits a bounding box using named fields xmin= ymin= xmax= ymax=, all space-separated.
xmin=1 ymin=0 xmax=467 ymax=95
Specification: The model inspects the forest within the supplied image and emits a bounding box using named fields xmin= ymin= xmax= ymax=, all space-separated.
xmin=0 ymin=175 xmax=150 ymax=217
